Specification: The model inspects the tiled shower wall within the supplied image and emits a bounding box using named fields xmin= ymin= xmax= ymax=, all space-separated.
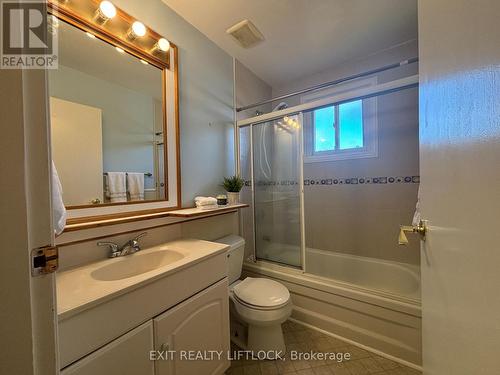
xmin=304 ymin=85 xmax=419 ymax=266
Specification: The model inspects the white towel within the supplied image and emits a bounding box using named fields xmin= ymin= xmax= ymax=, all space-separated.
xmin=195 ymin=196 xmax=218 ymax=207
xmin=106 ymin=172 xmax=127 ymax=203
xmin=51 ymin=161 xmax=66 ymax=235
xmin=127 ymin=173 xmax=145 ymax=201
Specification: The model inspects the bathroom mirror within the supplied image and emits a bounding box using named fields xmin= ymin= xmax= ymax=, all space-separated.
xmin=49 ymin=19 xmax=166 ymax=207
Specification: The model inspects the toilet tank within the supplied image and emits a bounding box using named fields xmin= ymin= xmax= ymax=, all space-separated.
xmin=215 ymin=235 xmax=245 ymax=284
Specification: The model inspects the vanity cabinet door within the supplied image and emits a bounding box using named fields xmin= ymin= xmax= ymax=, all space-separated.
xmin=61 ymin=321 xmax=154 ymax=375
xmin=154 ymin=278 xmax=230 ymax=375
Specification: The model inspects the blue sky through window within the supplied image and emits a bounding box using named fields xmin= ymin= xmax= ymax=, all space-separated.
xmin=313 ymin=100 xmax=363 ymax=152
xmin=339 ymin=100 xmax=363 ymax=149
xmin=314 ymin=106 xmax=335 ymax=152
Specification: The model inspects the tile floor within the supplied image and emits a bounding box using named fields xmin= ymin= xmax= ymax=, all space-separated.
xmin=226 ymin=320 xmax=421 ymax=375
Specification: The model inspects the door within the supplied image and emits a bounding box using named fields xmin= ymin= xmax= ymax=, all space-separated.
xmin=154 ymin=279 xmax=230 ymax=375
xmin=50 ymin=97 xmax=103 ymax=205
xmin=418 ymin=1 xmax=500 ymax=374
xmin=251 ymin=114 xmax=304 ymax=267
xmin=0 ymin=60 xmax=58 ymax=372
xmin=61 ymin=322 xmax=154 ymax=375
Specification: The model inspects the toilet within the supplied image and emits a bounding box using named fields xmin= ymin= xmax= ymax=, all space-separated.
xmin=215 ymin=235 xmax=292 ymax=356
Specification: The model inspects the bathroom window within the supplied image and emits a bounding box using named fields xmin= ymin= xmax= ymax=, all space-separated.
xmin=313 ymin=100 xmax=364 ymax=152
xmin=302 ymin=78 xmax=378 ymax=162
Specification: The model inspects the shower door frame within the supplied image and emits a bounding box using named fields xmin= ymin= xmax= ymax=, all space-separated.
xmin=237 ymin=113 xmax=306 ymax=272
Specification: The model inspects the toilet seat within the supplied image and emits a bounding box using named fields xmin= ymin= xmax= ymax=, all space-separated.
xmin=232 ymin=293 xmax=289 ymax=311
xmin=232 ymin=277 xmax=290 ymax=308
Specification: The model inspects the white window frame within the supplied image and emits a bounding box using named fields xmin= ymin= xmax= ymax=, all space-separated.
xmin=301 ymin=77 xmax=378 ymax=163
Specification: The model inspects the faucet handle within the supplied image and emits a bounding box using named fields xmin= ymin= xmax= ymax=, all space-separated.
xmin=97 ymin=241 xmax=120 ymax=257
xmin=129 ymin=232 xmax=147 ymax=252
xmin=132 ymin=232 xmax=147 ymax=241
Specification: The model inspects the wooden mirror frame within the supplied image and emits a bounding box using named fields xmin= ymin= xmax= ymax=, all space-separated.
xmin=47 ymin=0 xmax=181 ymax=225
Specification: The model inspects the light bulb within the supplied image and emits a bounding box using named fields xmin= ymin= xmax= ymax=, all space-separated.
xmin=95 ymin=1 xmax=116 ymax=24
xmin=140 ymin=60 xmax=148 ymax=65
xmin=157 ymin=38 xmax=170 ymax=52
xmin=86 ymin=32 xmax=96 ymax=39
xmin=115 ymin=47 xmax=125 ymax=54
xmin=127 ymin=21 xmax=146 ymax=40
xmin=132 ymin=21 xmax=146 ymax=36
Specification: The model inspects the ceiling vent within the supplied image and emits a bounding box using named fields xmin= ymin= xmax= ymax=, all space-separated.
xmin=226 ymin=19 xmax=264 ymax=48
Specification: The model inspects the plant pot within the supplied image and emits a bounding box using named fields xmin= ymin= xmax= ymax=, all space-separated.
xmin=227 ymin=192 xmax=240 ymax=205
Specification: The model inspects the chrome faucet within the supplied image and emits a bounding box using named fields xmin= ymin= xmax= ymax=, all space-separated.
xmin=97 ymin=232 xmax=147 ymax=258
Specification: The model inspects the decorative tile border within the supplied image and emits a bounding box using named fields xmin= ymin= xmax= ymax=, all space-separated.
xmin=242 ymin=175 xmax=420 ymax=187
xmin=304 ymin=175 xmax=420 ymax=185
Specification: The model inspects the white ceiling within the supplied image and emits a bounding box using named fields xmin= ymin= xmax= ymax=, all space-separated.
xmin=162 ymin=0 xmax=418 ymax=87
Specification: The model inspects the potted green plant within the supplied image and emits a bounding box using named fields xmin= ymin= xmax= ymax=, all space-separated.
xmin=222 ymin=175 xmax=244 ymax=205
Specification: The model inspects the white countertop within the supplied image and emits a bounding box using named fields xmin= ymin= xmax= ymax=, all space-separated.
xmin=56 ymin=239 xmax=229 ymax=320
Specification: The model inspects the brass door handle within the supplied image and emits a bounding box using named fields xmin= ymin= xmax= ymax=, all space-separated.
xmin=399 ymin=220 xmax=427 ymax=245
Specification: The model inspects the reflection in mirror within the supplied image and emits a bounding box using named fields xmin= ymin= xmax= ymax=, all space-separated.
xmin=48 ymin=20 xmax=166 ymax=207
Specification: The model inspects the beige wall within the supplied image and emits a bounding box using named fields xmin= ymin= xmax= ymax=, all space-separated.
xmin=273 ymin=40 xmax=418 ymax=104
xmin=235 ymin=59 xmax=272 ymax=120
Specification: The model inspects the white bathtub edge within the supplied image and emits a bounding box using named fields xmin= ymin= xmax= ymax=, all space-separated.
xmin=244 ymin=261 xmax=421 ymax=316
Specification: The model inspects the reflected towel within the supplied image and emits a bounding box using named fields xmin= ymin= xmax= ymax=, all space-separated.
xmin=106 ymin=172 xmax=127 ymax=203
xmin=127 ymin=173 xmax=144 ymax=201
xmin=51 ymin=161 xmax=67 ymax=235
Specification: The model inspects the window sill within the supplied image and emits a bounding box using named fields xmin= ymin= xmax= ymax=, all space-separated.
xmin=304 ymin=149 xmax=378 ymax=163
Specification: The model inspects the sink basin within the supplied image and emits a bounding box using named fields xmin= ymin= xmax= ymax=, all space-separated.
xmin=91 ymin=250 xmax=185 ymax=281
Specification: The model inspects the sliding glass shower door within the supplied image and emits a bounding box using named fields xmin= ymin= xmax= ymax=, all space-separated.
xmin=251 ymin=115 xmax=303 ymax=267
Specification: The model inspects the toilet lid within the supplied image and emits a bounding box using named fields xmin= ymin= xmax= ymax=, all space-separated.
xmin=233 ymin=277 xmax=290 ymax=307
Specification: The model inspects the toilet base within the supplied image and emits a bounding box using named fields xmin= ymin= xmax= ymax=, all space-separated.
xmin=247 ymin=324 xmax=286 ymax=359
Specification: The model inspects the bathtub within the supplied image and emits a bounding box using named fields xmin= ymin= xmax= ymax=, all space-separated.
xmin=242 ymin=248 xmax=422 ymax=367
xmin=305 ymin=248 xmax=421 ymax=300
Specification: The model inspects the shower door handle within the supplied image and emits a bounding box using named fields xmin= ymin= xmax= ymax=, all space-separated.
xmin=398 ymin=220 xmax=427 ymax=245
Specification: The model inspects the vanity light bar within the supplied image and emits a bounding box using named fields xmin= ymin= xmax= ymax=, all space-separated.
xmin=48 ymin=0 xmax=171 ymax=68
